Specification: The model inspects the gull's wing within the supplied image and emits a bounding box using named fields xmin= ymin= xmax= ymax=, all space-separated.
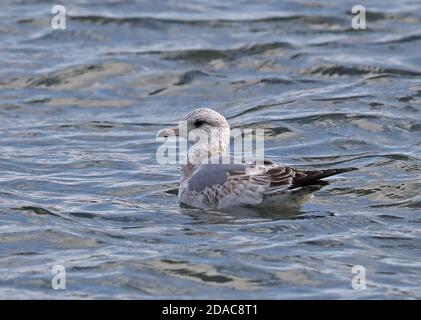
xmin=188 ymin=163 xmax=247 ymax=192
xmin=186 ymin=162 xmax=357 ymax=208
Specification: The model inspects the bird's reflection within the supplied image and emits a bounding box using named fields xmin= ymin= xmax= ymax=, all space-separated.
xmin=180 ymin=202 xmax=305 ymax=224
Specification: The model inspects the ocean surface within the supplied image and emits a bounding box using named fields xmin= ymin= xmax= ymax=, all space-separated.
xmin=0 ymin=0 xmax=420 ymax=299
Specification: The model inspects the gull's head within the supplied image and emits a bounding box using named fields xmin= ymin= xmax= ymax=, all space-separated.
xmin=161 ymin=108 xmax=230 ymax=164
xmin=184 ymin=108 xmax=230 ymax=163
xmin=185 ymin=108 xmax=230 ymax=138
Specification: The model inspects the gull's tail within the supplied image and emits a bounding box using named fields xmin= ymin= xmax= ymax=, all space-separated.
xmin=289 ymin=167 xmax=358 ymax=189
xmin=260 ymin=167 xmax=358 ymax=209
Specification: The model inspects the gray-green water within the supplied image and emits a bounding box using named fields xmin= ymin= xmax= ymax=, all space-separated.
xmin=0 ymin=0 xmax=420 ymax=299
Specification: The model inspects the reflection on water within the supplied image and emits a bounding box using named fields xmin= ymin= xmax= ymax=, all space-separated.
xmin=0 ymin=0 xmax=420 ymax=299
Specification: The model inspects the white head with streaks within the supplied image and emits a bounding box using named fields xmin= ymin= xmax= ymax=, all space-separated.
xmin=183 ymin=108 xmax=230 ymax=164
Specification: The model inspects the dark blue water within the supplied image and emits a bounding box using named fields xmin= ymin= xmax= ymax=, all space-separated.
xmin=0 ymin=0 xmax=420 ymax=299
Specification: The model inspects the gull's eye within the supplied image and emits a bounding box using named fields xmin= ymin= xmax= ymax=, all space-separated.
xmin=194 ymin=120 xmax=206 ymax=127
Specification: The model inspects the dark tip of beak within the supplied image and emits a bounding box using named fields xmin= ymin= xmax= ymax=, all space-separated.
xmin=159 ymin=126 xmax=179 ymax=138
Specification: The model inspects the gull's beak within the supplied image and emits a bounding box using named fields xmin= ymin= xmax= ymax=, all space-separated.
xmin=159 ymin=126 xmax=179 ymax=137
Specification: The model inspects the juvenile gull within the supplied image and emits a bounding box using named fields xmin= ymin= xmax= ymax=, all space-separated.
xmin=162 ymin=108 xmax=357 ymax=209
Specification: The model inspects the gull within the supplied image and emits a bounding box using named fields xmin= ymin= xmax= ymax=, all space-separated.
xmin=162 ymin=108 xmax=357 ymax=209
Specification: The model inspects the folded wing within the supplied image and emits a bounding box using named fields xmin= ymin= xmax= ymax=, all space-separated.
xmin=186 ymin=161 xmax=357 ymax=208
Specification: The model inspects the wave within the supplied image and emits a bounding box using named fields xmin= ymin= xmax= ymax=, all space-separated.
xmin=69 ymin=14 xmax=347 ymax=26
xmin=301 ymin=64 xmax=421 ymax=77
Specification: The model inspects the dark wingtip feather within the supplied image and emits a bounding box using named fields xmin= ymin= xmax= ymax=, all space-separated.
xmin=337 ymin=167 xmax=359 ymax=173
xmin=290 ymin=167 xmax=358 ymax=189
xmin=319 ymin=167 xmax=359 ymax=176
